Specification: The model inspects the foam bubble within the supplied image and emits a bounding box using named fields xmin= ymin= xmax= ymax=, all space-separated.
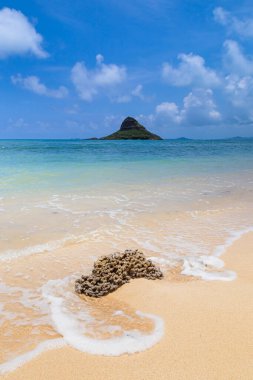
xmin=0 ymin=281 xmax=50 ymax=327
xmin=182 ymin=255 xmax=236 ymax=281
xmin=42 ymin=277 xmax=164 ymax=356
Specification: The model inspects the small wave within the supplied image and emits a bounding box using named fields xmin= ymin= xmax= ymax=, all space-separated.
xmin=212 ymin=227 xmax=253 ymax=257
xmin=132 ymin=239 xmax=162 ymax=253
xmin=181 ymin=255 xmax=236 ymax=281
xmin=147 ymin=227 xmax=253 ymax=281
xmin=0 ymin=280 xmax=62 ymax=374
xmin=42 ymin=277 xmax=164 ymax=356
xmin=0 ymin=235 xmax=87 ymax=262
xmin=181 ymin=227 xmax=253 ymax=281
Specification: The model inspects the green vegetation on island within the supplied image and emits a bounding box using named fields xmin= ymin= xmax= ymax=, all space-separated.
xmin=101 ymin=117 xmax=162 ymax=140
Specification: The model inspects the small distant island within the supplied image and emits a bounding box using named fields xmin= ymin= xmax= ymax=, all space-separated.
xmin=90 ymin=117 xmax=162 ymax=140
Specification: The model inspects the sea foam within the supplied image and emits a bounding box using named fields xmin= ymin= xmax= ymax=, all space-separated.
xmin=181 ymin=255 xmax=236 ymax=281
xmin=42 ymin=277 xmax=164 ymax=356
xmin=148 ymin=227 xmax=253 ymax=281
xmin=182 ymin=227 xmax=253 ymax=281
xmin=0 ymin=234 xmax=87 ymax=262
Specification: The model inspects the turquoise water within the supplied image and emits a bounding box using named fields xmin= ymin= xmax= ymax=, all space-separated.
xmin=1 ymin=137 xmax=253 ymax=255
xmin=1 ymin=138 xmax=253 ymax=194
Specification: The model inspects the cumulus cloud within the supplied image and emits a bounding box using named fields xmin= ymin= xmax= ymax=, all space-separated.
xmin=71 ymin=54 xmax=126 ymax=101
xmin=182 ymin=89 xmax=221 ymax=125
xmin=11 ymin=74 xmax=68 ymax=98
xmin=155 ymin=102 xmax=182 ymax=124
xmin=223 ymin=40 xmax=253 ymax=75
xmin=0 ymin=7 xmax=48 ymax=58
xmin=114 ymin=84 xmax=145 ymax=103
xmin=155 ymin=89 xmax=221 ymax=127
xmin=158 ymin=30 xmax=253 ymax=128
xmin=162 ymin=53 xmax=220 ymax=87
xmin=219 ymin=40 xmax=253 ymax=122
xmin=214 ymin=7 xmax=253 ymax=38
xmin=223 ymin=74 xmax=253 ymax=123
xmin=225 ymin=74 xmax=253 ymax=106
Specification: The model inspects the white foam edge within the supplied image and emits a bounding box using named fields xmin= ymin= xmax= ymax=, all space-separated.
xmin=42 ymin=280 xmax=164 ymax=356
xmin=182 ymin=227 xmax=253 ymax=281
xmin=0 ymin=234 xmax=87 ymax=262
xmin=181 ymin=256 xmax=236 ymax=281
xmin=0 ymin=338 xmax=65 ymax=375
xmin=132 ymin=239 xmax=162 ymax=253
xmin=213 ymin=226 xmax=253 ymax=258
xmin=148 ymin=256 xmax=171 ymax=266
xmin=149 ymin=254 xmax=236 ymax=281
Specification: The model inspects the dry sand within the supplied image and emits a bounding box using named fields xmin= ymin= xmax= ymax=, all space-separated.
xmin=2 ymin=232 xmax=253 ymax=380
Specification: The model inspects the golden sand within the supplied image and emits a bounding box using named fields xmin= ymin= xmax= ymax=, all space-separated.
xmin=2 ymin=232 xmax=253 ymax=380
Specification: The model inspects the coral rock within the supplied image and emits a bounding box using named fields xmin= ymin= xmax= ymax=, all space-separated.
xmin=75 ymin=249 xmax=163 ymax=297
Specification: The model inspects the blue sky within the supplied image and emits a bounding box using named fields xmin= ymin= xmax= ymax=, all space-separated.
xmin=1 ymin=0 xmax=253 ymax=138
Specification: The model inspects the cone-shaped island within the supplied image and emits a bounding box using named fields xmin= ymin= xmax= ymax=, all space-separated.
xmin=101 ymin=117 xmax=162 ymax=140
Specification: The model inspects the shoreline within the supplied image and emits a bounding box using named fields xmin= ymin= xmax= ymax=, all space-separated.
xmin=2 ymin=231 xmax=253 ymax=380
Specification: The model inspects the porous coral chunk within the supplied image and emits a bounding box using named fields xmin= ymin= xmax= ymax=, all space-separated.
xmin=75 ymin=249 xmax=163 ymax=297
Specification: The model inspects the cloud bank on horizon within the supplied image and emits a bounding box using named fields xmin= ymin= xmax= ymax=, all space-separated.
xmin=1 ymin=1 xmax=253 ymax=138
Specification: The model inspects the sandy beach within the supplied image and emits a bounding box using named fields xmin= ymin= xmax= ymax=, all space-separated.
xmin=2 ymin=231 xmax=253 ymax=380
xmin=2 ymin=1 xmax=253 ymax=378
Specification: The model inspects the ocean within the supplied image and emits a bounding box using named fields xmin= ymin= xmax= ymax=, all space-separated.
xmin=1 ymin=138 xmax=253 ymax=373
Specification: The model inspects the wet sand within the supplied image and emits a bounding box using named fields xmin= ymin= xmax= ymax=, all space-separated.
xmin=2 ymin=232 xmax=253 ymax=380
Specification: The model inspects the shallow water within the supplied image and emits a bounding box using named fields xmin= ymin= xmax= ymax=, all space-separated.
xmin=1 ymin=138 xmax=253 ymax=373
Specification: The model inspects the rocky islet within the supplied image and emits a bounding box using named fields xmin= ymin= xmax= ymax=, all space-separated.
xmin=100 ymin=117 xmax=162 ymax=140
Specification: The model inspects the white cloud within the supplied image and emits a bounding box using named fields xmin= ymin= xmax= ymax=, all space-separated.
xmin=132 ymin=84 xmax=145 ymax=99
xmin=221 ymin=40 xmax=253 ymax=122
xmin=224 ymin=74 xmax=253 ymax=122
xmin=8 ymin=117 xmax=29 ymax=128
xmin=213 ymin=7 xmax=253 ymax=38
xmin=95 ymin=54 xmax=104 ymax=64
xmin=71 ymin=55 xmax=126 ymax=101
xmin=115 ymin=95 xmax=132 ymax=103
xmin=225 ymin=74 xmax=253 ymax=105
xmin=0 ymin=7 xmax=48 ymax=58
xmin=114 ymin=84 xmax=145 ymax=103
xmin=155 ymin=102 xmax=182 ymax=124
xmin=11 ymin=74 xmax=68 ymax=98
xmin=223 ymin=40 xmax=253 ymax=75
xmin=221 ymin=40 xmax=253 ymax=121
xmin=162 ymin=53 xmax=220 ymax=87
xmin=182 ymin=89 xmax=221 ymax=125
xmin=155 ymin=89 xmax=221 ymax=127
